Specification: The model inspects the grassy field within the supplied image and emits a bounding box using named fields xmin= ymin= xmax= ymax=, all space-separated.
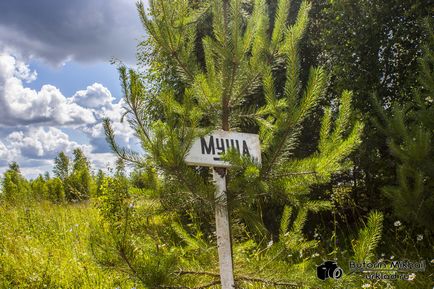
xmin=0 ymin=200 xmax=431 ymax=289
xmin=0 ymin=201 xmax=136 ymax=289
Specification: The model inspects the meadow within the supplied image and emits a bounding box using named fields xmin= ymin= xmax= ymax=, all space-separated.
xmin=0 ymin=0 xmax=433 ymax=288
xmin=0 ymin=201 xmax=136 ymax=289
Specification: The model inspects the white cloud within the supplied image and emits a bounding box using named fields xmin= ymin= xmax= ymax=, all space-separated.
xmin=0 ymin=126 xmax=89 ymax=178
xmin=0 ymin=140 xmax=18 ymax=166
xmin=0 ymin=53 xmax=139 ymax=177
xmin=6 ymin=127 xmax=91 ymax=159
xmin=0 ymin=53 xmax=96 ymax=126
xmin=82 ymin=99 xmax=136 ymax=149
xmin=72 ymin=83 xmax=114 ymax=109
xmin=0 ymin=126 xmax=122 ymax=178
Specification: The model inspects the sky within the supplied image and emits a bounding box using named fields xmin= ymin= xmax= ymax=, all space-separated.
xmin=0 ymin=0 xmax=148 ymax=178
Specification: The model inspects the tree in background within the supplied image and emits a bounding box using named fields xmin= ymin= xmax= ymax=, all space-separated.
xmin=95 ymin=169 xmax=105 ymax=197
xmin=46 ymin=177 xmax=65 ymax=203
xmin=114 ymin=158 xmax=126 ymax=178
xmin=375 ymin=21 xmax=434 ymax=231
xmin=68 ymin=148 xmax=92 ymax=200
xmin=52 ymin=150 xmax=92 ymax=201
xmin=53 ymin=152 xmax=70 ymax=181
xmin=102 ymin=0 xmax=365 ymax=287
xmin=31 ymin=175 xmax=49 ymax=201
xmin=53 ymin=151 xmax=74 ymax=201
xmin=305 ymin=0 xmax=432 ymax=214
xmin=1 ymin=162 xmax=31 ymax=203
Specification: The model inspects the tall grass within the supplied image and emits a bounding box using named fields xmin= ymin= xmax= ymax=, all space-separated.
xmin=0 ymin=201 xmax=136 ymax=288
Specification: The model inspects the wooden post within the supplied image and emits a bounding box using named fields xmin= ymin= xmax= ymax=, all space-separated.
xmin=213 ymin=167 xmax=235 ymax=289
xmin=185 ymin=131 xmax=261 ymax=288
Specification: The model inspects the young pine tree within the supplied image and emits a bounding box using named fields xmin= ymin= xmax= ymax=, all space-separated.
xmin=102 ymin=0 xmax=363 ymax=287
xmin=375 ymin=20 xmax=434 ymax=231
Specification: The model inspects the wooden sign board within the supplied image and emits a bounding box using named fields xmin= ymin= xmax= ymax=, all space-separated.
xmin=185 ymin=130 xmax=261 ymax=167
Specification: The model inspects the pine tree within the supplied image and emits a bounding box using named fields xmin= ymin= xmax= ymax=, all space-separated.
xmin=375 ymin=19 xmax=434 ymax=231
xmin=102 ymin=0 xmax=363 ymax=287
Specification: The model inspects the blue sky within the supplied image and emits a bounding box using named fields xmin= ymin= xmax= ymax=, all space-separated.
xmin=27 ymin=60 xmax=122 ymax=98
xmin=0 ymin=0 xmax=147 ymax=178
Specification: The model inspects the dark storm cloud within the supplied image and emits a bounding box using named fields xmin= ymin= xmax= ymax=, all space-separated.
xmin=0 ymin=0 xmax=144 ymax=64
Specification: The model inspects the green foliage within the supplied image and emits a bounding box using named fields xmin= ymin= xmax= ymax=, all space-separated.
xmin=53 ymin=149 xmax=93 ymax=202
xmin=1 ymin=1 xmax=428 ymax=288
xmin=67 ymin=148 xmax=92 ymax=200
xmin=304 ymin=0 xmax=432 ymax=227
xmin=95 ymin=169 xmax=105 ymax=197
xmin=47 ymin=177 xmax=66 ymax=203
xmin=375 ymin=21 xmax=434 ymax=231
xmin=92 ymin=173 xmax=217 ymax=288
xmin=1 ymin=150 xmax=94 ymax=205
xmin=1 ymin=162 xmax=32 ymax=203
xmin=0 ymin=202 xmax=135 ymax=288
xmin=352 ymin=211 xmax=384 ymax=263
xmin=30 ymin=175 xmax=49 ymax=201
xmin=100 ymin=0 xmax=366 ymax=287
xmin=309 ymin=0 xmax=429 ymax=107
xmin=53 ymin=151 xmax=70 ymax=181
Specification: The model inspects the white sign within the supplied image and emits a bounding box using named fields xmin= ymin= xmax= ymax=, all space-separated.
xmin=185 ymin=130 xmax=261 ymax=167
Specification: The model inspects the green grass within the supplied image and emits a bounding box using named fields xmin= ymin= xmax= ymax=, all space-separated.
xmin=0 ymin=201 xmax=136 ymax=289
xmin=1 ymin=200 xmax=431 ymax=289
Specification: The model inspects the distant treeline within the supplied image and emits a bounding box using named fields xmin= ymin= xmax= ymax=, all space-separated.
xmin=0 ymin=149 xmax=147 ymax=204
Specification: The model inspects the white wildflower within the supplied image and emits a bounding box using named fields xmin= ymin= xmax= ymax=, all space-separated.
xmin=408 ymin=273 xmax=416 ymax=281
xmin=416 ymin=234 xmax=423 ymax=241
xmin=267 ymin=240 xmax=273 ymax=248
xmin=362 ymin=284 xmax=371 ymax=288
xmin=394 ymin=220 xmax=401 ymax=227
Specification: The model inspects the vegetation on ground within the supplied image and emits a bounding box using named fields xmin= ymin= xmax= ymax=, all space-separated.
xmin=0 ymin=0 xmax=432 ymax=288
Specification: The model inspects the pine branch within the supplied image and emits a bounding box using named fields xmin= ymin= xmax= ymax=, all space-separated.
xmin=352 ymin=211 xmax=383 ymax=263
xmin=103 ymin=118 xmax=143 ymax=166
xmin=265 ymin=171 xmax=318 ymax=179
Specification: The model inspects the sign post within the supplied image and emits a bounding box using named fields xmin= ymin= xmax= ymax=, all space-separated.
xmin=213 ymin=167 xmax=234 ymax=288
xmin=185 ymin=130 xmax=261 ymax=289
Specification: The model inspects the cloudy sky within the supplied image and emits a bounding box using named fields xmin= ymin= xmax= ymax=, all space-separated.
xmin=0 ymin=0 xmax=147 ymax=178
